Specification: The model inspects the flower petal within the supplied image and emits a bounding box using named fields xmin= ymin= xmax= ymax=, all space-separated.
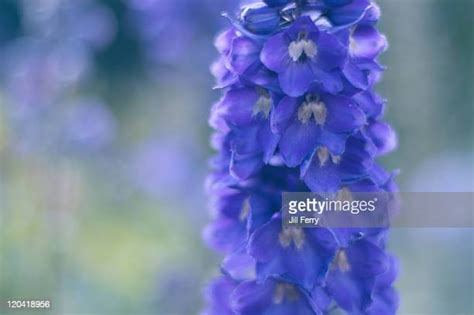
xmin=203 ymin=217 xmax=246 ymax=253
xmin=342 ymin=60 xmax=369 ymax=90
xmin=312 ymin=68 xmax=344 ymax=94
xmin=302 ymin=157 xmax=341 ymax=192
xmin=214 ymin=29 xmax=236 ymax=55
xmin=230 ymin=151 xmax=264 ymax=180
xmin=316 ymin=31 xmax=347 ymax=70
xmin=279 ymin=61 xmax=314 ymax=97
xmin=318 ymin=130 xmax=347 ymax=155
xmin=353 ymin=90 xmax=385 ymax=119
xmin=248 ymin=192 xmax=280 ymax=233
xmin=231 ymin=280 xmax=274 ymax=315
xmin=351 ymin=25 xmax=387 ymax=60
xmin=260 ymin=32 xmax=290 ymax=73
xmin=248 ymin=216 xmax=281 ymax=262
xmin=346 ymin=239 xmax=389 ymax=277
xmin=218 ymin=87 xmax=259 ymax=126
xmin=271 ymin=96 xmax=300 ymax=134
xmin=203 ymin=276 xmax=238 ymax=315
xmin=222 ymin=246 xmax=256 ymax=281
xmin=279 ymin=120 xmax=321 ymax=167
xmin=366 ymin=121 xmax=398 ymax=156
xmin=228 ymin=37 xmax=261 ymax=74
xmin=327 ymin=0 xmax=371 ymax=26
xmin=324 ymin=94 xmax=366 ymax=133
xmin=258 ymin=122 xmax=280 ymax=163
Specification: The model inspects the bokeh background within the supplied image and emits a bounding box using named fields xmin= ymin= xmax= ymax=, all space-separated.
xmin=0 ymin=0 xmax=472 ymax=314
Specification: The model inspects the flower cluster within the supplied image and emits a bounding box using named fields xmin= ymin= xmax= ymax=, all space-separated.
xmin=204 ymin=1 xmax=399 ymax=314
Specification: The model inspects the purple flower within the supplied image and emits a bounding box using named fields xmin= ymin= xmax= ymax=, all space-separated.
xmin=240 ymin=4 xmax=281 ymax=35
xmin=2 ymin=0 xmax=116 ymax=157
xmin=213 ymin=86 xmax=280 ymax=178
xmin=128 ymin=0 xmax=236 ymax=67
xmin=249 ymin=214 xmax=337 ymax=290
xmin=205 ymin=1 xmax=399 ymax=314
xmin=272 ymin=90 xmax=366 ymax=167
xmin=231 ymin=278 xmax=322 ymax=315
xmin=339 ymin=22 xmax=388 ymax=94
xmin=323 ymin=0 xmax=372 ymax=27
xmin=211 ymin=29 xmax=239 ymax=88
xmin=21 ymin=0 xmax=116 ymax=50
xmin=203 ymin=276 xmax=239 ymax=315
xmin=260 ymin=16 xmax=347 ymax=96
xmin=263 ymin=0 xmax=291 ymax=8
xmin=325 ymin=238 xmax=391 ymax=313
xmin=300 ymin=133 xmax=377 ymax=192
xmin=349 ymin=24 xmax=387 ymax=62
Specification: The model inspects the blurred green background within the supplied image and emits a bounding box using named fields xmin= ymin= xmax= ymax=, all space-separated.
xmin=0 ymin=0 xmax=473 ymax=314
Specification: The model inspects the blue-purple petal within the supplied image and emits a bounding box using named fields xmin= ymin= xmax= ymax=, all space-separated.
xmin=260 ymin=32 xmax=290 ymax=73
xmin=279 ymin=120 xmax=321 ymax=167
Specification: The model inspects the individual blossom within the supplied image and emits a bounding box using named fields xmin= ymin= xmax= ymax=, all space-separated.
xmin=300 ymin=133 xmax=377 ymax=192
xmin=203 ymin=276 xmax=240 ymax=315
xmin=239 ymin=4 xmax=281 ymax=36
xmin=231 ymin=278 xmax=324 ymax=315
xmin=226 ymin=34 xmax=279 ymax=88
xmin=248 ymin=213 xmax=338 ymax=290
xmin=263 ymin=0 xmax=372 ymax=28
xmin=212 ymin=85 xmax=280 ymax=179
xmin=271 ymin=89 xmax=366 ymax=167
xmin=324 ymin=238 xmax=393 ymax=314
xmin=260 ymin=16 xmax=347 ymax=96
xmin=211 ymin=28 xmax=240 ymax=88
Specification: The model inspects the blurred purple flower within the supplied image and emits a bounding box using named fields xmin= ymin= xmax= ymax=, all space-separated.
xmin=129 ymin=139 xmax=204 ymax=202
xmin=3 ymin=39 xmax=90 ymax=113
xmin=59 ymin=99 xmax=116 ymax=153
xmin=1 ymin=0 xmax=117 ymax=156
xmin=127 ymin=0 xmax=236 ymax=66
xmin=20 ymin=0 xmax=116 ymax=50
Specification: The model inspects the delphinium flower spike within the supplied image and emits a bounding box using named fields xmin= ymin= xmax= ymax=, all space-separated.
xmin=204 ymin=1 xmax=399 ymax=314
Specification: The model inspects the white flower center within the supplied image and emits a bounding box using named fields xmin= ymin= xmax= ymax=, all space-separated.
xmin=273 ymin=283 xmax=300 ymax=304
xmin=297 ymin=99 xmax=327 ymax=125
xmin=239 ymin=198 xmax=250 ymax=221
xmin=337 ymin=188 xmax=353 ymax=203
xmin=279 ymin=227 xmax=305 ymax=249
xmin=316 ymin=146 xmax=342 ymax=167
xmin=288 ymin=38 xmax=317 ymax=62
xmin=252 ymin=89 xmax=272 ymax=118
xmin=317 ymin=147 xmax=330 ymax=166
xmin=332 ymin=249 xmax=351 ymax=272
xmin=331 ymin=155 xmax=341 ymax=164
